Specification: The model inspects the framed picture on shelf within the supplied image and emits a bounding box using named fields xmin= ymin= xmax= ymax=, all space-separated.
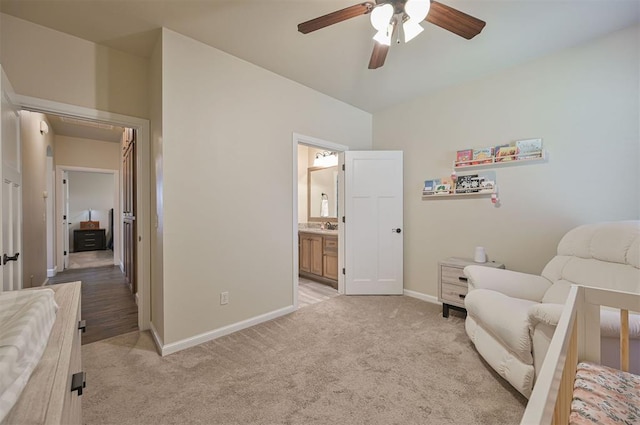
xmin=495 ymin=146 xmax=518 ymax=162
xmin=456 ymin=149 xmax=473 ymax=166
xmin=472 ymin=147 xmax=494 ymax=165
xmin=435 ymin=183 xmax=451 ymax=194
xmin=516 ymin=138 xmax=543 ymax=159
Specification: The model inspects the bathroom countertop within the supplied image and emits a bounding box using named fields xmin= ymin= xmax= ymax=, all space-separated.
xmin=298 ymin=228 xmax=338 ymax=236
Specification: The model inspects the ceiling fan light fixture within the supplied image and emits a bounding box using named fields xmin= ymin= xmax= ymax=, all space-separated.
xmin=403 ymin=19 xmax=424 ymax=43
xmin=370 ymin=3 xmax=394 ymax=31
xmin=404 ymin=0 xmax=431 ymax=22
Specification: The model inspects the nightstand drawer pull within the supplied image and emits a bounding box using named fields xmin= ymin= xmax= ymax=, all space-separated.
xmin=459 ymin=294 xmax=466 ymax=299
xmin=458 ymin=277 xmax=468 ymax=282
xmin=71 ymin=371 xmax=86 ymax=396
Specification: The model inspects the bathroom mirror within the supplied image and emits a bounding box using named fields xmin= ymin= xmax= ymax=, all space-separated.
xmin=308 ymin=166 xmax=338 ymax=222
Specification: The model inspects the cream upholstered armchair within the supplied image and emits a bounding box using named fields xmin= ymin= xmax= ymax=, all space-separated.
xmin=463 ymin=221 xmax=640 ymax=398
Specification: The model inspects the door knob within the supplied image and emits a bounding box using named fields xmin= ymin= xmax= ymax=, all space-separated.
xmin=392 ymin=228 xmax=401 ymax=233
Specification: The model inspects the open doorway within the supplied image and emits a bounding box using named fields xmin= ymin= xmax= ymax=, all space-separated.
xmin=292 ymin=133 xmax=348 ymax=309
xmin=39 ymin=112 xmax=138 ymax=344
xmin=17 ymin=94 xmax=150 ymax=332
xmin=63 ymin=169 xmax=118 ymax=270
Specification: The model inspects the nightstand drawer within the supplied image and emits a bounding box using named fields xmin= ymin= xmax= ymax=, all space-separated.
xmin=441 ymin=266 xmax=469 ymax=286
xmin=440 ymin=282 xmax=468 ymax=307
xmin=438 ymin=257 xmax=505 ymax=318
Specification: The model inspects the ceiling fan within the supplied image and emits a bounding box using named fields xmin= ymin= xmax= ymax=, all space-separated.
xmin=297 ymin=0 xmax=486 ymax=69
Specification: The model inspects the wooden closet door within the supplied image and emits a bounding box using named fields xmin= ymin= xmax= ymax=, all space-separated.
xmin=122 ymin=129 xmax=136 ymax=294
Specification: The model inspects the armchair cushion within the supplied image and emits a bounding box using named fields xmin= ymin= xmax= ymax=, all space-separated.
xmin=465 ymin=289 xmax=538 ymax=364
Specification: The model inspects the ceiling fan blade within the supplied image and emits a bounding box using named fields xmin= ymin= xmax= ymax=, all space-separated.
xmin=368 ymin=42 xmax=389 ymax=69
xmin=426 ymin=1 xmax=486 ymax=40
xmin=298 ymin=2 xmax=374 ymax=34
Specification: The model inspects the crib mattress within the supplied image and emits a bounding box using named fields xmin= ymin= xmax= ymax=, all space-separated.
xmin=570 ymin=362 xmax=640 ymax=425
xmin=0 ymin=289 xmax=58 ymax=422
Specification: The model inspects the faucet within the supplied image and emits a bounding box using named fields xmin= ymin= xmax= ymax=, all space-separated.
xmin=325 ymin=222 xmax=337 ymax=230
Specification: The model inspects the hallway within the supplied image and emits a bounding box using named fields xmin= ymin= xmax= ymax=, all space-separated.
xmin=48 ymin=266 xmax=138 ymax=344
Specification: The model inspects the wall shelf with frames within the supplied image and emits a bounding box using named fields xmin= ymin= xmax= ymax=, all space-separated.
xmin=421 ymin=188 xmax=496 ymax=200
xmin=454 ymin=149 xmax=548 ymax=170
xmin=422 ymin=170 xmax=498 ymax=203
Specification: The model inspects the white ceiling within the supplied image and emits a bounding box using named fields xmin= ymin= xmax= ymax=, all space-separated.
xmin=2 ymin=0 xmax=638 ymax=113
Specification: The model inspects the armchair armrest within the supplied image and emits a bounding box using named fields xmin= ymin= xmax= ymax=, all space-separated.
xmin=528 ymin=303 xmax=564 ymax=329
xmin=464 ymin=266 xmax=552 ymax=302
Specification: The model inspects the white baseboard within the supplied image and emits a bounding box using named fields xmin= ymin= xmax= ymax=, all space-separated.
xmin=404 ymin=289 xmax=440 ymax=305
xmin=134 ymin=292 xmax=139 ymax=306
xmin=47 ymin=266 xmax=58 ymax=278
xmin=157 ymin=305 xmax=296 ymax=356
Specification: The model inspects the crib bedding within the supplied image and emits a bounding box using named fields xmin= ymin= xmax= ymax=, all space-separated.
xmin=0 ymin=289 xmax=58 ymax=422
xmin=569 ymin=362 xmax=640 ymax=425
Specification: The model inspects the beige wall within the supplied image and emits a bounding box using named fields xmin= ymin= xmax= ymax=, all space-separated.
xmin=20 ymin=111 xmax=54 ymax=287
xmin=54 ymin=135 xmax=120 ymax=170
xmin=149 ymin=34 xmax=164 ymax=338
xmin=373 ymin=25 xmax=640 ymax=298
xmin=159 ymin=29 xmax=372 ymax=344
xmin=0 ymin=14 xmax=149 ymax=119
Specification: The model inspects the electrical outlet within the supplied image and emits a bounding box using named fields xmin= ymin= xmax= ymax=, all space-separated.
xmin=220 ymin=291 xmax=229 ymax=305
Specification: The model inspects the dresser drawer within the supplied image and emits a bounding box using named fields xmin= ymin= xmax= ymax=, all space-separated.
xmin=440 ymin=265 xmax=469 ymax=286
xmin=440 ymin=282 xmax=468 ymax=307
xmin=74 ymin=229 xmax=106 ymax=252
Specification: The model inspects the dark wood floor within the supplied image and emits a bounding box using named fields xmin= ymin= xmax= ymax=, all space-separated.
xmin=48 ymin=266 xmax=138 ymax=345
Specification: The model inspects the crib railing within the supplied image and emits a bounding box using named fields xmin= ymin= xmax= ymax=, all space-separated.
xmin=521 ymin=285 xmax=639 ymax=425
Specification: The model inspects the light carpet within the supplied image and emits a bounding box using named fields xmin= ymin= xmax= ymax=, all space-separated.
xmin=83 ymin=295 xmax=526 ymax=425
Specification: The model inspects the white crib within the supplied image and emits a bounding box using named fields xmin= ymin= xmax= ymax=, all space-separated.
xmin=521 ymin=285 xmax=639 ymax=425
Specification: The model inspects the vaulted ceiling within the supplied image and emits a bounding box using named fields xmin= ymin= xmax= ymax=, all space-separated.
xmin=1 ymin=1 xmax=638 ymax=113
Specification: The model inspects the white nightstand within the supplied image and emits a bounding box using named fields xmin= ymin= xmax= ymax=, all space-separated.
xmin=438 ymin=257 xmax=505 ymax=318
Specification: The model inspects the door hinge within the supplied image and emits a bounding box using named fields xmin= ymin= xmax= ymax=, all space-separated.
xmin=342 ymin=268 xmax=345 ymax=275
xmin=63 ymin=179 xmax=67 ymax=184
xmin=64 ymin=251 xmax=67 ymax=256
xmin=342 ymin=164 xmax=345 ymax=171
xmin=63 ymin=215 xmax=67 ymax=220
xmin=342 ymin=216 xmax=345 ymax=223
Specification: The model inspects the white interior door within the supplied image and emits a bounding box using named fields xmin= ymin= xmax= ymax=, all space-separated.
xmin=343 ymin=151 xmax=403 ymax=295
xmin=1 ymin=68 xmax=23 ymax=292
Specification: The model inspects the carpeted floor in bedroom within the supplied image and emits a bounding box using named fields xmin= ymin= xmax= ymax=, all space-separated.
xmin=82 ymin=295 xmax=526 ymax=425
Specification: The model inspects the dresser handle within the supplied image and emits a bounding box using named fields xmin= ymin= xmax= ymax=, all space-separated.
xmin=459 ymin=294 xmax=466 ymax=299
xmin=458 ymin=277 xmax=468 ymax=282
xmin=78 ymin=320 xmax=86 ymax=333
xmin=71 ymin=372 xmax=86 ymax=396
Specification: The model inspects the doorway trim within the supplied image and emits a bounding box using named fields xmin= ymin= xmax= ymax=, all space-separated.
xmin=292 ymin=133 xmax=349 ymax=308
xmin=16 ymin=94 xmax=151 ymax=331
xmin=55 ymin=166 xmax=120 ymax=271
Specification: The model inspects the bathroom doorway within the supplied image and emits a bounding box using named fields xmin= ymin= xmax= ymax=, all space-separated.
xmin=292 ymin=133 xmax=348 ymax=309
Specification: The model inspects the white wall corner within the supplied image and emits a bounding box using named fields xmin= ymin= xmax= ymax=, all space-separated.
xmin=149 ymin=322 xmax=165 ymax=356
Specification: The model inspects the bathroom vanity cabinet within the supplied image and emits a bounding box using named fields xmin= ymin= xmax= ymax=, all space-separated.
xmin=299 ymin=231 xmax=338 ymax=289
